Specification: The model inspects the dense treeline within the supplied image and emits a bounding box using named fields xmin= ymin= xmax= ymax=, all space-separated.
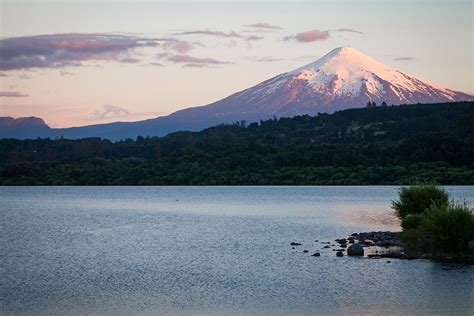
xmin=1 ymin=102 xmax=473 ymax=185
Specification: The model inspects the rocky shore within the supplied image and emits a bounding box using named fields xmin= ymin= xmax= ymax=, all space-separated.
xmin=291 ymin=231 xmax=474 ymax=263
xmin=291 ymin=231 xmax=404 ymax=259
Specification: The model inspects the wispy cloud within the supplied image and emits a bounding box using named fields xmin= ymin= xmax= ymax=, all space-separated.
xmin=18 ymin=73 xmax=31 ymax=79
xmin=283 ymin=30 xmax=330 ymax=42
xmin=59 ymin=70 xmax=74 ymax=76
xmin=162 ymin=40 xmax=202 ymax=53
xmin=90 ymin=104 xmax=167 ymax=124
xmin=157 ymin=53 xmax=232 ymax=68
xmin=242 ymin=29 xmax=275 ymax=34
xmin=173 ymin=29 xmax=261 ymax=41
xmin=118 ymin=57 xmax=141 ymax=64
xmin=173 ymin=29 xmax=243 ymax=38
xmin=245 ymin=56 xmax=283 ymax=63
xmin=0 ymin=33 xmax=176 ymax=71
xmin=183 ymin=63 xmax=212 ymax=68
xmin=283 ymin=28 xmax=362 ymax=43
xmin=92 ymin=104 xmax=130 ymax=119
xmin=244 ymin=23 xmax=282 ymax=30
xmin=0 ymin=91 xmax=29 ymax=97
xmin=333 ymin=28 xmax=364 ymax=34
xmin=149 ymin=62 xmax=164 ymax=67
xmin=246 ymin=35 xmax=264 ymax=41
xmin=156 ymin=52 xmax=171 ymax=60
xmin=167 ymin=55 xmax=230 ymax=64
xmin=393 ymin=57 xmax=417 ymax=61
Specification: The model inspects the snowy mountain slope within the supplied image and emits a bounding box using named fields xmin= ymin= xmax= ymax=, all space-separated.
xmin=177 ymin=46 xmax=472 ymax=122
xmin=1 ymin=46 xmax=472 ymax=140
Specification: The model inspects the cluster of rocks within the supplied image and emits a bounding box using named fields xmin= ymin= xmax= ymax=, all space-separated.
xmin=290 ymin=231 xmax=406 ymax=259
xmin=290 ymin=237 xmax=354 ymax=258
xmin=290 ymin=242 xmax=336 ymax=257
xmin=291 ymin=232 xmax=474 ymax=263
xmin=345 ymin=231 xmax=406 ymax=259
xmin=348 ymin=231 xmax=403 ymax=247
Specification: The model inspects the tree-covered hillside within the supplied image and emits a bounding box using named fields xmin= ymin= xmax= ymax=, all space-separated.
xmin=1 ymin=102 xmax=473 ymax=185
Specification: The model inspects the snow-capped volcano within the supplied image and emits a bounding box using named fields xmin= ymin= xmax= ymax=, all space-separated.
xmin=2 ymin=46 xmax=472 ymax=140
xmin=191 ymin=46 xmax=472 ymax=120
xmin=288 ymin=46 xmax=462 ymax=104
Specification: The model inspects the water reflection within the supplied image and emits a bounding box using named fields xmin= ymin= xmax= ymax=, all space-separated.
xmin=335 ymin=203 xmax=401 ymax=227
xmin=1 ymin=186 xmax=473 ymax=315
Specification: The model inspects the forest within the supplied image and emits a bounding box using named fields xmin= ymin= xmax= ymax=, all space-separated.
xmin=0 ymin=101 xmax=473 ymax=185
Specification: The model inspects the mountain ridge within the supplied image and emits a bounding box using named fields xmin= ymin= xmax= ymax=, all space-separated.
xmin=1 ymin=46 xmax=472 ymax=140
xmin=1 ymin=102 xmax=473 ymax=185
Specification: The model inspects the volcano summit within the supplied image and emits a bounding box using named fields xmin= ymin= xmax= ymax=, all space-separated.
xmin=197 ymin=46 xmax=472 ymax=119
xmin=1 ymin=46 xmax=472 ymax=140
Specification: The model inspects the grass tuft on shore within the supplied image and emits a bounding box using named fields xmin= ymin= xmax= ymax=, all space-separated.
xmin=423 ymin=203 xmax=474 ymax=255
xmin=393 ymin=185 xmax=474 ymax=257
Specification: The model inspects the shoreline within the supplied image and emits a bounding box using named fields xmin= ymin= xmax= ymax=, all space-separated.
xmin=292 ymin=230 xmax=474 ymax=264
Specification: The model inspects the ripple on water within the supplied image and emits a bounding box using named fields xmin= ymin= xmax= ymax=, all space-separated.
xmin=1 ymin=186 xmax=473 ymax=315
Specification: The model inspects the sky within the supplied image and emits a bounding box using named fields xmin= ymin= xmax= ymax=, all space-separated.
xmin=0 ymin=0 xmax=472 ymax=128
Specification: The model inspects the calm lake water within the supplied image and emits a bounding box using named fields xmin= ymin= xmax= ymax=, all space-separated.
xmin=1 ymin=186 xmax=473 ymax=315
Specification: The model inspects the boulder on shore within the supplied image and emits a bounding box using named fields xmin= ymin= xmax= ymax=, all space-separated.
xmin=336 ymin=251 xmax=344 ymax=257
xmin=347 ymin=243 xmax=364 ymax=256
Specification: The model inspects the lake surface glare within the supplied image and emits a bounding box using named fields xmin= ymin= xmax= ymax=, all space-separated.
xmin=1 ymin=186 xmax=473 ymax=315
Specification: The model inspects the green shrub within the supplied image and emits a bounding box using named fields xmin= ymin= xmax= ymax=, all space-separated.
xmin=400 ymin=228 xmax=427 ymax=256
xmin=423 ymin=203 xmax=474 ymax=254
xmin=401 ymin=228 xmax=425 ymax=243
xmin=401 ymin=214 xmax=425 ymax=230
xmin=392 ymin=185 xmax=449 ymax=219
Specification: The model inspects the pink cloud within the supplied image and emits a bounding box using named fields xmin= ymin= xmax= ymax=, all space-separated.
xmin=0 ymin=91 xmax=29 ymax=97
xmin=284 ymin=30 xmax=330 ymax=42
xmin=162 ymin=41 xmax=197 ymax=53
xmin=0 ymin=33 xmax=167 ymax=71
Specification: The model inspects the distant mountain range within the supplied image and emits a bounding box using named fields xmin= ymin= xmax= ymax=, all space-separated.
xmin=1 ymin=46 xmax=472 ymax=140
xmin=0 ymin=117 xmax=51 ymax=138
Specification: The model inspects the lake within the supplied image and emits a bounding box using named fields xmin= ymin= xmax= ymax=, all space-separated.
xmin=1 ymin=186 xmax=473 ymax=315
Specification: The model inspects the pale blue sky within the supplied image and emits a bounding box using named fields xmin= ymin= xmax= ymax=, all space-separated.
xmin=0 ymin=0 xmax=472 ymax=127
